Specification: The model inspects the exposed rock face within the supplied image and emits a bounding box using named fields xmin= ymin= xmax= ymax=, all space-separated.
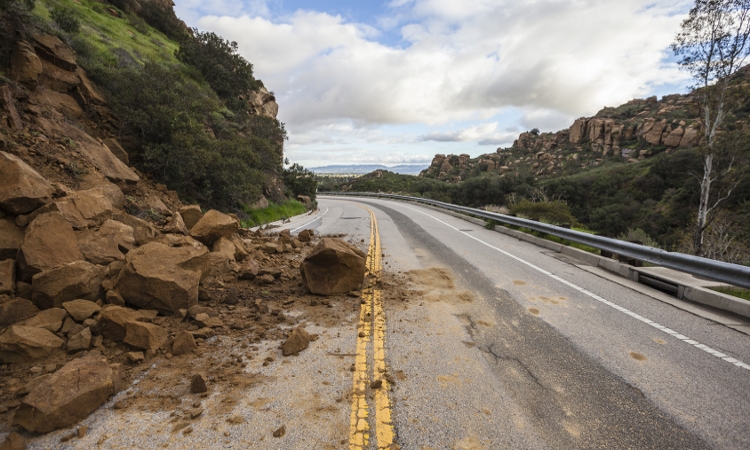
xmin=0 ymin=151 xmax=55 ymax=215
xmin=31 ymin=261 xmax=104 ymax=309
xmin=17 ymin=212 xmax=84 ymax=281
xmin=0 ymin=325 xmax=64 ymax=363
xmin=124 ymin=321 xmax=167 ymax=352
xmin=114 ymin=242 xmax=209 ymax=314
xmin=0 ymin=218 xmax=24 ymax=260
xmin=13 ymin=353 xmax=120 ymax=432
xmin=0 ymin=298 xmax=40 ymax=327
xmin=77 ymin=220 xmax=135 ymax=265
xmin=179 ymin=205 xmax=203 ymax=230
xmin=300 ymin=238 xmax=366 ymax=295
xmin=190 ymin=209 xmax=239 ymax=246
xmin=247 ymin=86 xmax=279 ymax=119
xmin=10 ymin=41 xmax=43 ymax=84
xmin=103 ymin=138 xmax=129 ymax=164
xmin=664 ymin=126 xmax=685 ymax=147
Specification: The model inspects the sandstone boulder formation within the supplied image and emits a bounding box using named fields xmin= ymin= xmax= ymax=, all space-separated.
xmin=124 ymin=321 xmax=167 ymax=352
xmin=190 ymin=209 xmax=239 ymax=245
xmin=96 ymin=306 xmax=142 ymax=341
xmin=19 ymin=308 xmax=67 ymax=332
xmin=62 ymin=299 xmax=101 ymax=322
xmin=0 ymin=151 xmax=54 ymax=214
xmin=0 ymin=298 xmax=39 ymax=327
xmin=114 ymin=242 xmax=209 ymax=314
xmin=13 ymin=354 xmax=120 ymax=432
xmin=17 ymin=212 xmax=84 ymax=281
xmin=0 ymin=325 xmax=64 ymax=363
xmin=76 ymin=219 xmax=135 ymax=265
xmin=0 ymin=259 xmax=15 ymax=295
xmin=179 ymin=205 xmax=203 ymax=230
xmin=300 ymin=238 xmax=366 ymax=295
xmin=31 ymin=260 xmax=104 ymax=309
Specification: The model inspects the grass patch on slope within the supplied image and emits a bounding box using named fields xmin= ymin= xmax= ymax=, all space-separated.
xmin=241 ymin=200 xmax=307 ymax=228
xmin=34 ymin=0 xmax=178 ymax=67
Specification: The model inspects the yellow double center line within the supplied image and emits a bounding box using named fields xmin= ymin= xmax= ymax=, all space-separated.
xmin=349 ymin=208 xmax=396 ymax=449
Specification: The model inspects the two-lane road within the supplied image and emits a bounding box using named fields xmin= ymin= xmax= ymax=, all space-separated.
xmin=302 ymin=195 xmax=750 ymax=449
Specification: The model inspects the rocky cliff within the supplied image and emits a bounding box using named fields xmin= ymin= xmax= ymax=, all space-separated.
xmin=421 ymin=84 xmax=716 ymax=183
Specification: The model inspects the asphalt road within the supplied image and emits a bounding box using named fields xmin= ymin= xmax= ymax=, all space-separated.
xmin=308 ymin=196 xmax=750 ymax=450
xmin=20 ymin=196 xmax=749 ymax=450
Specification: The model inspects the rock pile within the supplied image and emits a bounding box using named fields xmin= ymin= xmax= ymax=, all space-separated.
xmin=0 ymin=146 xmax=333 ymax=434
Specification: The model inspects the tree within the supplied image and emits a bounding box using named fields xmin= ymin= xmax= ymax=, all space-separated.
xmin=672 ymin=0 xmax=750 ymax=256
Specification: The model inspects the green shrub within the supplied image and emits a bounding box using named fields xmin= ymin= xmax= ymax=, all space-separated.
xmin=177 ymin=29 xmax=258 ymax=113
xmin=51 ymin=5 xmax=80 ymax=33
xmin=509 ymin=199 xmax=575 ymax=226
xmin=283 ymin=163 xmax=316 ymax=202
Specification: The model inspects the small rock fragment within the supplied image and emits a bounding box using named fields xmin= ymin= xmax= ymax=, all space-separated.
xmin=126 ymin=352 xmax=144 ymax=364
xmin=190 ymin=374 xmax=208 ymax=394
xmin=282 ymin=327 xmax=311 ymax=356
xmin=273 ymin=425 xmax=286 ymax=437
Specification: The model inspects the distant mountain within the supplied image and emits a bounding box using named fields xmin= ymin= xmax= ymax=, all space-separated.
xmin=310 ymin=164 xmax=428 ymax=175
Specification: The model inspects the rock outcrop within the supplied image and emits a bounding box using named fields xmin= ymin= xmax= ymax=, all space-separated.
xmin=190 ymin=209 xmax=239 ymax=246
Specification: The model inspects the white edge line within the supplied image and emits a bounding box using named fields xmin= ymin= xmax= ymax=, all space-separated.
xmin=385 ymin=201 xmax=750 ymax=372
xmin=291 ymin=206 xmax=329 ymax=233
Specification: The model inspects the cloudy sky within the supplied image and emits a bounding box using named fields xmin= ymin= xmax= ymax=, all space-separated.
xmin=173 ymin=0 xmax=693 ymax=168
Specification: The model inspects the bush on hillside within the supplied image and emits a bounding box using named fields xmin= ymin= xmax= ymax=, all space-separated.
xmin=177 ymin=29 xmax=258 ymax=113
xmin=99 ymin=62 xmax=267 ymax=209
xmin=509 ymin=199 xmax=575 ymax=226
xmin=283 ymin=163 xmax=317 ymax=202
xmin=51 ymin=6 xmax=80 ymax=33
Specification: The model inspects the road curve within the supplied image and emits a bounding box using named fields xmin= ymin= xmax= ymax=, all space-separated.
xmin=303 ymin=195 xmax=750 ymax=450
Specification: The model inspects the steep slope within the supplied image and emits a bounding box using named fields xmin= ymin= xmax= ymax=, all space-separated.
xmin=1 ymin=0 xmax=285 ymax=215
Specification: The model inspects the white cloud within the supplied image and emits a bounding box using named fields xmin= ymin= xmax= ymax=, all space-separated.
xmin=196 ymin=0 xmax=690 ymax=132
xmin=174 ymin=0 xmax=694 ymax=165
xmin=418 ymin=122 xmax=516 ymax=146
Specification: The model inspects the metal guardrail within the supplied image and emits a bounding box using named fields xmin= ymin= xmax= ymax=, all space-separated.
xmin=319 ymin=192 xmax=750 ymax=290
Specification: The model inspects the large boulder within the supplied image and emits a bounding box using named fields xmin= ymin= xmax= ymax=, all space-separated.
xmin=31 ymin=261 xmax=104 ymax=309
xmin=190 ymin=209 xmax=239 ymax=246
xmin=25 ymin=186 xmax=117 ymax=229
xmin=0 ymin=298 xmax=40 ymax=327
xmin=20 ymin=308 xmax=67 ymax=332
xmin=0 ymin=218 xmax=24 ymax=259
xmin=0 ymin=325 xmax=64 ymax=363
xmin=300 ymin=238 xmax=366 ymax=295
xmin=114 ymin=242 xmax=209 ymax=314
xmin=77 ymin=220 xmax=135 ymax=265
xmin=0 ymin=259 xmax=15 ymax=295
xmin=17 ymin=212 xmax=84 ymax=281
xmin=13 ymin=353 xmax=120 ymax=432
xmin=124 ymin=321 xmax=167 ymax=352
xmin=96 ymin=305 xmax=141 ymax=341
xmin=0 ymin=151 xmax=55 ymax=215
xmin=179 ymin=205 xmax=203 ymax=230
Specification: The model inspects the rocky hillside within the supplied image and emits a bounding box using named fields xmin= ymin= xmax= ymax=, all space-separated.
xmin=1 ymin=0 xmax=287 ymax=216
